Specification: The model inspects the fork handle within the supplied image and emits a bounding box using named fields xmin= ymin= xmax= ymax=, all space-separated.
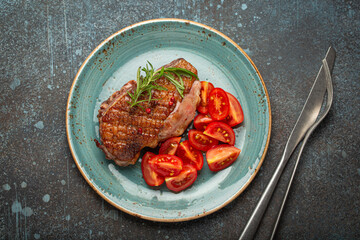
xmin=239 ymin=48 xmax=335 ymax=240
xmin=270 ymin=132 xmax=311 ymax=240
xmin=239 ymin=152 xmax=290 ymax=240
xmin=270 ymin=58 xmax=333 ymax=239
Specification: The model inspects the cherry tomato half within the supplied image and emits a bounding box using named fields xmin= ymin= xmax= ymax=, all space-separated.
xmin=197 ymin=81 xmax=214 ymax=114
xmin=193 ymin=114 xmax=214 ymax=131
xmin=206 ymin=145 xmax=241 ymax=171
xmin=208 ymin=88 xmax=230 ymax=120
xmin=176 ymin=140 xmax=204 ymax=170
xmin=188 ymin=129 xmax=218 ymax=152
xmin=141 ymin=152 xmax=164 ymax=186
xmin=159 ymin=137 xmax=181 ymax=155
xmin=165 ymin=164 xmax=197 ymax=192
xmin=223 ymin=92 xmax=244 ymax=127
xmin=203 ymin=122 xmax=235 ymax=145
xmin=149 ymin=154 xmax=183 ymax=177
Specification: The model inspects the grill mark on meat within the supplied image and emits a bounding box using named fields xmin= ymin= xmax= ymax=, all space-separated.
xmin=97 ymin=58 xmax=200 ymax=166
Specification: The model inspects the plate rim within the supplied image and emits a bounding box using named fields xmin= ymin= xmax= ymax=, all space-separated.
xmin=66 ymin=18 xmax=272 ymax=222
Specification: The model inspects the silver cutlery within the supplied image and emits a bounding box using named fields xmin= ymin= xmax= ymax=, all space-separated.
xmin=270 ymin=57 xmax=334 ymax=239
xmin=239 ymin=47 xmax=336 ymax=240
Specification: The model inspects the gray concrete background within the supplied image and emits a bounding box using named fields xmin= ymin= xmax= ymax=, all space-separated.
xmin=1 ymin=0 xmax=359 ymax=239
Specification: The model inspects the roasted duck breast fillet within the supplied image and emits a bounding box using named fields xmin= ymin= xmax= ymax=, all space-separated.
xmin=96 ymin=58 xmax=201 ymax=166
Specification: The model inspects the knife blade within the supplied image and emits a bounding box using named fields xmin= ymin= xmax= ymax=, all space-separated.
xmin=239 ymin=46 xmax=336 ymax=240
xmin=282 ymin=47 xmax=336 ymax=160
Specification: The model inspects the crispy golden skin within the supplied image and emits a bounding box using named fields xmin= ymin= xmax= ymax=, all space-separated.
xmin=96 ymin=58 xmax=200 ymax=166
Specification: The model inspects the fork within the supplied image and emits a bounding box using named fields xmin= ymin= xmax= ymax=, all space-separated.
xmin=239 ymin=47 xmax=335 ymax=240
xmin=270 ymin=58 xmax=334 ymax=239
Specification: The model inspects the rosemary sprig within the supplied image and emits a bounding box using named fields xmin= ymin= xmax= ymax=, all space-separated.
xmin=127 ymin=61 xmax=199 ymax=108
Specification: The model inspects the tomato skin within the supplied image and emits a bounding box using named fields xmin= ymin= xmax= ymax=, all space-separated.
xmin=165 ymin=164 xmax=197 ymax=192
xmin=193 ymin=114 xmax=214 ymax=131
xmin=197 ymin=81 xmax=214 ymax=114
xmin=223 ymin=92 xmax=244 ymax=127
xmin=176 ymin=140 xmax=204 ymax=170
xmin=206 ymin=145 xmax=241 ymax=171
xmin=159 ymin=137 xmax=181 ymax=155
xmin=149 ymin=154 xmax=183 ymax=177
xmin=208 ymin=88 xmax=230 ymax=120
xmin=188 ymin=129 xmax=218 ymax=151
xmin=203 ymin=122 xmax=236 ymax=145
xmin=141 ymin=152 xmax=164 ymax=186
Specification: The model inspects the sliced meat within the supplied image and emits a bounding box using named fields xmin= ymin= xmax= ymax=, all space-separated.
xmin=97 ymin=58 xmax=200 ymax=166
xmin=159 ymin=80 xmax=200 ymax=140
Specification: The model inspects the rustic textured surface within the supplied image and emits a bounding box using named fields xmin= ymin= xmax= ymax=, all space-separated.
xmin=1 ymin=0 xmax=359 ymax=239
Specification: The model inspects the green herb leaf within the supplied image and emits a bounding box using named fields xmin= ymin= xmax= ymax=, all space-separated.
xmin=127 ymin=61 xmax=198 ymax=108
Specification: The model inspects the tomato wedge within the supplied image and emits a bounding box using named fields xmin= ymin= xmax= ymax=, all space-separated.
xmin=206 ymin=145 xmax=241 ymax=171
xmin=223 ymin=92 xmax=244 ymax=127
xmin=149 ymin=154 xmax=183 ymax=177
xmin=203 ymin=122 xmax=235 ymax=145
xmin=159 ymin=137 xmax=181 ymax=155
xmin=141 ymin=152 xmax=164 ymax=186
xmin=188 ymin=129 xmax=218 ymax=151
xmin=197 ymin=81 xmax=214 ymax=114
xmin=193 ymin=114 xmax=214 ymax=131
xmin=176 ymin=140 xmax=204 ymax=170
xmin=165 ymin=164 xmax=197 ymax=192
xmin=208 ymin=88 xmax=230 ymax=120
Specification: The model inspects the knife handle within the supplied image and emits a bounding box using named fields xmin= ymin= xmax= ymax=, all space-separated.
xmin=239 ymin=47 xmax=335 ymax=240
xmin=239 ymin=152 xmax=289 ymax=240
xmin=269 ymin=58 xmax=334 ymax=240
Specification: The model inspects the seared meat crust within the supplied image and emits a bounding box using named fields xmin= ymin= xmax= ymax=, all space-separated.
xmin=97 ymin=58 xmax=200 ymax=166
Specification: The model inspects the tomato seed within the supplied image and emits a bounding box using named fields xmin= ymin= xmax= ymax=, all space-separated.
xmin=146 ymin=108 xmax=151 ymax=114
xmin=138 ymin=128 xmax=142 ymax=134
xmin=169 ymin=101 xmax=174 ymax=106
xmin=170 ymin=97 xmax=175 ymax=102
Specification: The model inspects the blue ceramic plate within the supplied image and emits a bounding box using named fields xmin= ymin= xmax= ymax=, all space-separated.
xmin=66 ymin=19 xmax=271 ymax=222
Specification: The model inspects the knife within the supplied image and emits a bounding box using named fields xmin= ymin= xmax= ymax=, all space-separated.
xmin=239 ymin=47 xmax=336 ymax=240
